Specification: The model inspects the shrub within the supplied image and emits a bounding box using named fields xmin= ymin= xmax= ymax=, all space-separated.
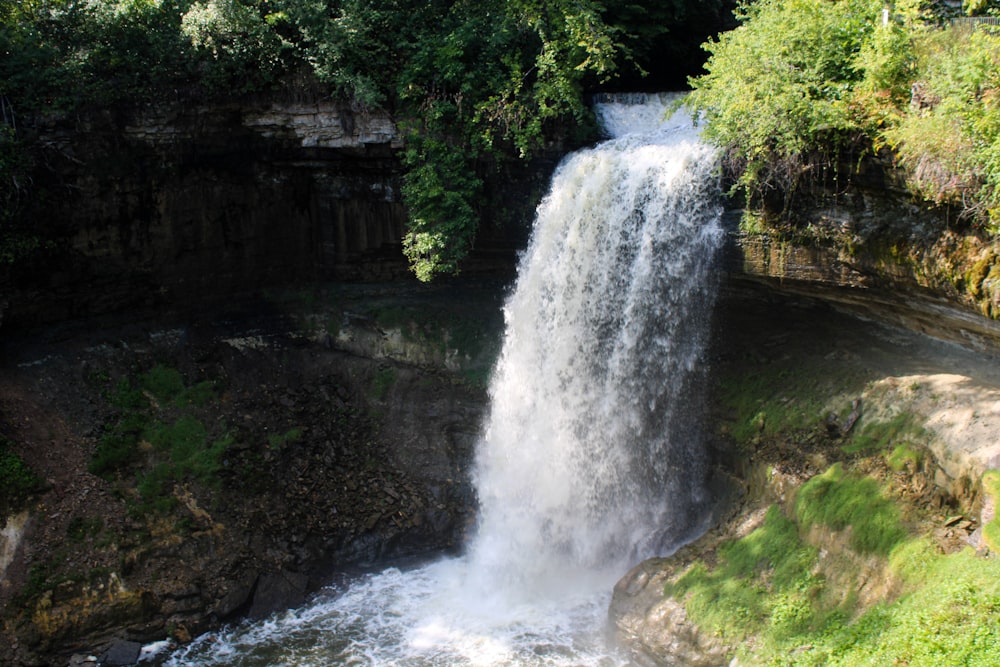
xmin=885 ymin=28 xmax=1000 ymax=227
xmin=687 ymin=0 xmax=882 ymax=201
xmin=141 ymin=364 xmax=185 ymax=404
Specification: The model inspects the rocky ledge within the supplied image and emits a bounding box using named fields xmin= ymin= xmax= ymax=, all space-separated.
xmin=0 ymin=282 xmax=502 ymax=667
xmin=610 ymin=289 xmax=1000 ymax=666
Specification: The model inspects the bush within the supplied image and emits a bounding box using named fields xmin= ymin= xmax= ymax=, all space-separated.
xmin=885 ymin=28 xmax=1000 ymax=226
xmin=687 ymin=0 xmax=882 ymax=201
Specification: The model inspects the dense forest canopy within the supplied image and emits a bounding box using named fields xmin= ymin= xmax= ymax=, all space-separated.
xmin=687 ymin=0 xmax=1000 ymax=232
xmin=0 ymin=0 xmax=732 ymax=280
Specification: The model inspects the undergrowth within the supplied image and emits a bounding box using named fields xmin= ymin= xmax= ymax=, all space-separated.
xmin=982 ymin=469 xmax=1000 ymax=551
xmin=795 ymin=463 xmax=906 ymax=556
xmin=718 ymin=363 xmax=868 ymax=444
xmin=0 ymin=437 xmax=43 ymax=514
xmin=665 ymin=464 xmax=1000 ymax=666
xmin=89 ymin=364 xmax=228 ymax=517
xmin=844 ymin=412 xmax=927 ymax=455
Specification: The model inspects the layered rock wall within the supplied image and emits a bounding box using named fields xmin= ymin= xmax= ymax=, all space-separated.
xmin=5 ymin=101 xmax=410 ymax=328
xmin=723 ymin=158 xmax=1000 ymax=352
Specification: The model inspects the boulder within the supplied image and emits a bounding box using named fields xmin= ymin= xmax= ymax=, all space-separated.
xmin=610 ymin=558 xmax=731 ymax=667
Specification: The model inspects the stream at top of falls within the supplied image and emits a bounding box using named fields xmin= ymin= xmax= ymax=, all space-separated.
xmin=147 ymin=92 xmax=724 ymax=667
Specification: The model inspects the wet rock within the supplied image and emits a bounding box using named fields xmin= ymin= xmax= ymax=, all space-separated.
xmin=101 ymin=639 xmax=142 ymax=666
xmin=611 ymin=559 xmax=732 ymax=667
xmin=248 ymin=570 xmax=309 ymax=619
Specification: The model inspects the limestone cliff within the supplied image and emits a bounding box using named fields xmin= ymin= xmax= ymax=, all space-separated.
xmin=724 ymin=155 xmax=1000 ymax=352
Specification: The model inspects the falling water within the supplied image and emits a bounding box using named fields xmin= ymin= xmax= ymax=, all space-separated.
xmin=150 ymin=93 xmax=724 ymax=667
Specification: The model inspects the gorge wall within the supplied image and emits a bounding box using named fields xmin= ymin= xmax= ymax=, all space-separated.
xmin=723 ymin=154 xmax=1000 ymax=352
xmin=1 ymin=99 xmax=546 ymax=330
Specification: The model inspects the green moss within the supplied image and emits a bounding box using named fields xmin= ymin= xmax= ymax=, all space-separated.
xmin=886 ymin=444 xmax=923 ymax=472
xmin=667 ymin=487 xmax=1000 ymax=666
xmin=176 ymin=380 xmax=218 ymax=407
xmin=371 ymin=367 xmax=397 ymax=400
xmin=966 ymin=255 xmax=993 ymax=299
xmin=0 ymin=438 xmax=42 ymax=513
xmin=795 ymin=463 xmax=906 ymax=556
xmin=844 ymin=411 xmax=926 ymax=455
xmin=666 ymin=506 xmax=823 ymax=643
xmin=91 ymin=367 xmax=228 ymax=514
xmin=819 ymin=545 xmax=1000 ymax=667
xmin=89 ymin=410 xmax=150 ymax=477
xmin=982 ymin=470 xmax=1000 ymax=552
xmin=718 ymin=366 xmax=845 ymax=443
xmin=109 ymin=377 xmax=149 ymax=411
xmin=66 ymin=516 xmax=104 ymax=542
xmin=141 ymin=364 xmax=186 ymax=403
xmin=268 ymin=427 xmax=303 ymax=450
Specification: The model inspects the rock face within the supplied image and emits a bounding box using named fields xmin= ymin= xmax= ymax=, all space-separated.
xmin=723 ymin=157 xmax=1000 ymax=352
xmin=610 ymin=557 xmax=731 ymax=667
xmin=4 ymin=100 xmax=409 ymax=328
xmin=0 ymin=283 xmax=500 ymax=667
xmin=3 ymin=98 xmax=546 ymax=330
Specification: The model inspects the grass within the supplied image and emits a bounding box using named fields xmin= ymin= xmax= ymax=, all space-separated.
xmin=141 ymin=364 xmax=217 ymax=407
xmin=886 ymin=444 xmax=923 ymax=472
xmin=982 ymin=470 xmax=1000 ymax=552
xmin=90 ymin=365 xmax=230 ymax=516
xmin=268 ymin=427 xmax=303 ymax=450
xmin=813 ymin=543 xmax=1000 ymax=667
xmin=664 ymin=462 xmax=1000 ymax=666
xmin=717 ymin=364 xmax=865 ymax=444
xmin=666 ymin=506 xmax=823 ymax=642
xmin=844 ymin=412 xmax=927 ymax=455
xmin=795 ymin=463 xmax=906 ymax=556
xmin=370 ymin=367 xmax=397 ymax=400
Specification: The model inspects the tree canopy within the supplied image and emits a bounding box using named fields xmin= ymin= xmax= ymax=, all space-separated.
xmin=0 ymin=0 xmax=732 ymax=278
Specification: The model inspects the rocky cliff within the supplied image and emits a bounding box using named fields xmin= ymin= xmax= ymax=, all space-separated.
xmin=724 ymin=156 xmax=1000 ymax=352
xmin=2 ymin=98 xmax=546 ymax=330
xmin=0 ymin=281 xmax=503 ymax=666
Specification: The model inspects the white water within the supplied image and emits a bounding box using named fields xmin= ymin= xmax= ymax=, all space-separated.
xmin=151 ymin=93 xmax=723 ymax=667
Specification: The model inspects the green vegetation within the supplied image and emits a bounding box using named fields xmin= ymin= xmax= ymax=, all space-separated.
xmin=688 ymin=0 xmax=1000 ymax=236
xmin=89 ymin=365 xmax=228 ymax=516
xmin=666 ymin=485 xmax=1000 ymax=665
xmin=0 ymin=437 xmax=42 ymax=514
xmin=1 ymin=0 xmax=730 ymax=280
xmin=666 ymin=506 xmax=822 ymax=642
xmin=795 ymin=462 xmax=906 ymax=555
xmin=370 ymin=367 xmax=396 ymax=400
xmin=845 ymin=411 xmax=927 ymax=454
xmin=688 ymin=0 xmax=882 ymax=201
xmin=983 ymin=469 xmax=1000 ymax=550
xmin=267 ymin=426 xmax=302 ymax=450
xmin=717 ymin=361 xmax=869 ymax=444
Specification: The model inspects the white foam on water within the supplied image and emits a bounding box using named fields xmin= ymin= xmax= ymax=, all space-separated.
xmin=151 ymin=93 xmax=723 ymax=667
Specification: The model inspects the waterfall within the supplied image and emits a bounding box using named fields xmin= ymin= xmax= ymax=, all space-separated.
xmin=469 ymin=94 xmax=723 ymax=595
xmin=152 ymin=93 xmax=724 ymax=667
